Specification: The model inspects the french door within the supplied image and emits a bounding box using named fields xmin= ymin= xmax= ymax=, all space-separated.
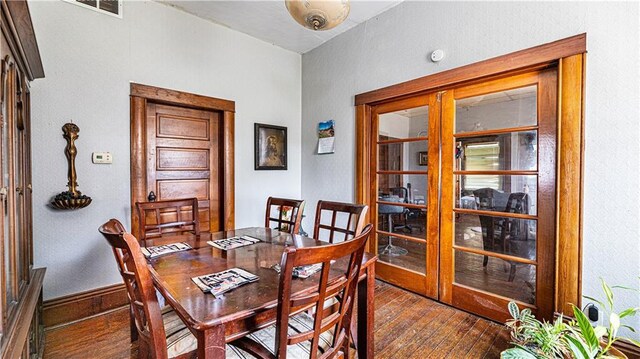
xmin=439 ymin=69 xmax=557 ymax=320
xmin=371 ymin=94 xmax=441 ymax=297
xmin=369 ymin=68 xmax=557 ymax=320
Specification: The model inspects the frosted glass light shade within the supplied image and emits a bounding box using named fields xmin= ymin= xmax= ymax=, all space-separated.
xmin=285 ymin=0 xmax=350 ymax=31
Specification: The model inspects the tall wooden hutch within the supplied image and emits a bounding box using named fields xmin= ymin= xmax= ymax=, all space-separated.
xmin=1 ymin=1 xmax=45 ymax=358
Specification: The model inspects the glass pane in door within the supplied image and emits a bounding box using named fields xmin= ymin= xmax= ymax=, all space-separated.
xmin=454 ymin=250 xmax=536 ymax=304
xmin=452 ymin=83 xmax=540 ymax=305
xmin=376 ymin=104 xmax=428 ymax=274
xmin=455 ymin=85 xmax=537 ymax=133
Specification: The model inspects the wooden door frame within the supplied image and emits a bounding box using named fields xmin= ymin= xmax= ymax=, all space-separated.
xmin=355 ymin=34 xmax=586 ymax=317
xmin=130 ymin=83 xmax=235 ymax=237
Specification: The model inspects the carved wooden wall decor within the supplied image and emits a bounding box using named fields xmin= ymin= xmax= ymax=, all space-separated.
xmin=51 ymin=122 xmax=92 ymax=209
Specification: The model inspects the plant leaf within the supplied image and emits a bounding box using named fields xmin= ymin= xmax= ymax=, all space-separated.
xmin=611 ymin=284 xmax=637 ymax=291
xmin=565 ymin=334 xmax=593 ymax=359
xmin=508 ymin=301 xmax=520 ymax=320
xmin=601 ymin=278 xmax=614 ymax=310
xmin=621 ymin=324 xmax=636 ymax=333
xmin=573 ymin=305 xmax=600 ymax=350
xmin=610 ymin=312 xmax=620 ymax=333
xmin=500 ymin=347 xmax=538 ymax=359
xmin=619 ymin=307 xmax=639 ymax=318
xmin=593 ymin=325 xmax=607 ymax=339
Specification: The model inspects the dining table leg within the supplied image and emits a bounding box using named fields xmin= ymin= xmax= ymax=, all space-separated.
xmin=357 ymin=263 xmax=375 ymax=359
xmin=197 ymin=324 xmax=226 ymax=359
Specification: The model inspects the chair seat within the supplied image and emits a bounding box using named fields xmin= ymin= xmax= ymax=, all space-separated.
xmin=162 ymin=307 xmax=251 ymax=359
xmin=230 ymin=312 xmax=335 ymax=358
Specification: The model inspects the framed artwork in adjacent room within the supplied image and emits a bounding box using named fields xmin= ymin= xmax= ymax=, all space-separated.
xmin=418 ymin=151 xmax=428 ymax=166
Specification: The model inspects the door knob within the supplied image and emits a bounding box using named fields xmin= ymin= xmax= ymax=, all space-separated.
xmin=148 ymin=191 xmax=156 ymax=202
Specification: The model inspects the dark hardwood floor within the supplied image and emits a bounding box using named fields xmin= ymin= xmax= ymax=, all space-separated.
xmin=43 ymin=281 xmax=511 ymax=358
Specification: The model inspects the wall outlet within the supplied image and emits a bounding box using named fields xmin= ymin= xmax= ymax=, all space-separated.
xmin=588 ymin=305 xmax=599 ymax=322
xmin=92 ymin=152 xmax=112 ymax=164
xmin=584 ymin=303 xmax=603 ymax=327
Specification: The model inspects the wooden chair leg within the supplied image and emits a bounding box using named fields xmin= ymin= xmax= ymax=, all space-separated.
xmin=130 ymin=305 xmax=139 ymax=342
xmin=508 ymin=264 xmax=517 ymax=282
xmin=350 ymin=321 xmax=357 ymax=349
xmin=342 ymin=337 xmax=351 ymax=359
xmin=137 ymin=338 xmax=150 ymax=359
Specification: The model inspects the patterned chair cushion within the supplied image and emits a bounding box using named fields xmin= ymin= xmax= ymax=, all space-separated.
xmin=229 ymin=311 xmax=335 ymax=358
xmin=164 ymin=309 xmax=334 ymax=358
xmin=163 ymin=307 xmax=250 ymax=358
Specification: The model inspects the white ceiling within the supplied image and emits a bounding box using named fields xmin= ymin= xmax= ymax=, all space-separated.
xmin=158 ymin=1 xmax=403 ymax=54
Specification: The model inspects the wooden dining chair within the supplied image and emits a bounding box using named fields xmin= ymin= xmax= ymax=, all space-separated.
xmin=136 ymin=198 xmax=200 ymax=246
xmin=99 ymin=219 xmax=200 ymax=358
xmin=265 ymin=197 xmax=305 ymax=234
xmin=313 ymin=201 xmax=368 ymax=243
xmin=230 ymin=224 xmax=373 ymax=359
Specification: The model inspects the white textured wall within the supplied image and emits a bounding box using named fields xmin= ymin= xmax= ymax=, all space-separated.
xmin=30 ymin=1 xmax=301 ymax=300
xmin=301 ymin=0 xmax=640 ymax=333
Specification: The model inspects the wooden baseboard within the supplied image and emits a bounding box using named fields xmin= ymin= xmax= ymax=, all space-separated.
xmin=616 ymin=339 xmax=640 ymax=359
xmin=43 ymin=283 xmax=129 ymax=328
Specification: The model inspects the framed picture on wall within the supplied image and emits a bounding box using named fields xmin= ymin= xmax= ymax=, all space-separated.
xmin=255 ymin=123 xmax=287 ymax=170
xmin=418 ymin=151 xmax=428 ymax=166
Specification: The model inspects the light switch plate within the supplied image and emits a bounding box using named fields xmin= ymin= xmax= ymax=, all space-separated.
xmin=92 ymin=152 xmax=112 ymax=164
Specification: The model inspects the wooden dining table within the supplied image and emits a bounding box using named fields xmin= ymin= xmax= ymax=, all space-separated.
xmin=145 ymin=227 xmax=377 ymax=359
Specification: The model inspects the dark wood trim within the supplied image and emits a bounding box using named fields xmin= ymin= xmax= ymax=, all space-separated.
xmin=130 ymin=84 xmax=236 ymax=234
xmin=43 ymin=283 xmax=128 ymax=328
xmin=355 ymin=33 xmax=585 ymax=106
xmin=555 ymin=53 xmax=585 ymax=314
xmin=1 ymin=0 xmax=44 ymax=80
xmin=2 ymin=268 xmax=45 ymax=359
xmin=355 ymin=104 xmax=372 ymax=250
xmin=222 ymin=110 xmax=235 ymax=230
xmin=130 ymin=83 xmax=235 ymax=113
xmin=129 ymin=96 xmax=146 ymax=241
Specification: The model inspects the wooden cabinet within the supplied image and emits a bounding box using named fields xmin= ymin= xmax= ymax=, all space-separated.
xmin=0 ymin=1 xmax=45 ymax=358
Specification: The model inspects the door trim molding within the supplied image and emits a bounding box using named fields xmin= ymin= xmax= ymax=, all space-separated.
xmin=355 ymin=34 xmax=586 ymax=318
xmin=355 ymin=33 xmax=585 ymax=106
xmin=130 ymin=83 xmax=235 ymax=236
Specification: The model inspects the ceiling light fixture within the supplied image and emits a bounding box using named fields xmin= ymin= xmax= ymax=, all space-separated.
xmin=285 ymin=0 xmax=350 ymax=31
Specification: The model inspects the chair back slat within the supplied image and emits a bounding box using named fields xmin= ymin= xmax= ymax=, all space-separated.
xmin=313 ymin=201 xmax=368 ymax=243
xmin=275 ymin=224 xmax=373 ymax=359
xmin=265 ymin=197 xmax=305 ymax=234
xmin=136 ymin=198 xmax=200 ymax=246
xmin=99 ymin=219 xmax=169 ymax=359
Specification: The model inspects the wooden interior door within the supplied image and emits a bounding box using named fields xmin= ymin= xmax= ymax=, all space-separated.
xmin=439 ymin=68 xmax=558 ymax=321
xmin=370 ymin=94 xmax=440 ymax=298
xmin=143 ymin=103 xmax=222 ymax=233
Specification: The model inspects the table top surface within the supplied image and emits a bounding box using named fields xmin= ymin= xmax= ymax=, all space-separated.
xmin=147 ymin=227 xmax=376 ymax=331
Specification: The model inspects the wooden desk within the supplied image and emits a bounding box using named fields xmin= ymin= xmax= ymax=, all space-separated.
xmin=146 ymin=227 xmax=377 ymax=359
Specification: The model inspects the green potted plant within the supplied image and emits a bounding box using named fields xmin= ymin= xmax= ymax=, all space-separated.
xmin=501 ymin=279 xmax=640 ymax=358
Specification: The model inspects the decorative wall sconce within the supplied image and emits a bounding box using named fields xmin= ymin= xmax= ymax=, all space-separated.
xmin=51 ymin=122 xmax=92 ymax=210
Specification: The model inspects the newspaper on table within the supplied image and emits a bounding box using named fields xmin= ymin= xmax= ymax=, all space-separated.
xmin=141 ymin=242 xmax=191 ymax=258
xmin=207 ymin=235 xmax=260 ymax=250
xmin=272 ymin=262 xmax=333 ymax=279
xmin=192 ymin=268 xmax=259 ymax=298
